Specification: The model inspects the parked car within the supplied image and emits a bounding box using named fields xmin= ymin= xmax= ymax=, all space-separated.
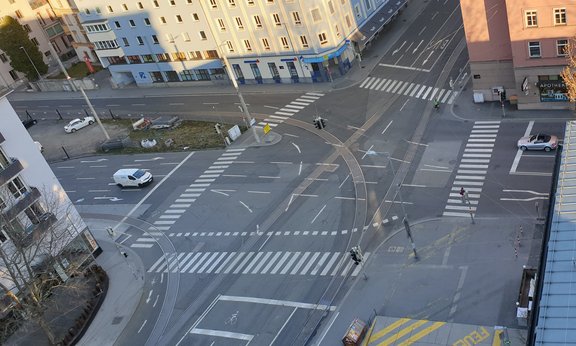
xmin=113 ymin=168 xmax=153 ymax=188
xmin=64 ymin=116 xmax=95 ymax=133
xmin=517 ymin=134 xmax=558 ymax=152
xmin=22 ymin=118 xmax=37 ymax=129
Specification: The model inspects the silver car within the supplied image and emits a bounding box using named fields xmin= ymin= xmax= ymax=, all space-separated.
xmin=64 ymin=116 xmax=95 ymax=133
xmin=517 ymin=134 xmax=558 ymax=152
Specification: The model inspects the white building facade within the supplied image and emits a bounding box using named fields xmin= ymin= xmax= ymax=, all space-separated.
xmin=0 ymin=89 xmax=100 ymax=295
xmin=75 ymin=0 xmax=369 ymax=87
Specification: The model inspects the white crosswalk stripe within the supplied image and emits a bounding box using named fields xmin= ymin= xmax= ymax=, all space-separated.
xmin=443 ymin=121 xmax=500 ymax=219
xmin=147 ymin=251 xmax=370 ymax=276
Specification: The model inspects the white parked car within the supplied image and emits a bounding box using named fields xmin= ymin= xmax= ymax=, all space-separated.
xmin=64 ymin=116 xmax=95 ymax=133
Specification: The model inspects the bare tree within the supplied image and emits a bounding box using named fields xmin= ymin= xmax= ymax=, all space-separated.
xmin=0 ymin=183 xmax=93 ymax=345
xmin=561 ymin=38 xmax=576 ymax=103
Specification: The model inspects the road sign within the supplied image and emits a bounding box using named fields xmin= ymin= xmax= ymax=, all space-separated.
xmin=263 ymin=123 xmax=271 ymax=134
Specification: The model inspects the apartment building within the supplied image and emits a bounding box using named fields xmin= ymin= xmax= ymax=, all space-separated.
xmin=74 ymin=0 xmax=406 ymax=87
xmin=0 ymin=89 xmax=100 ymax=295
xmin=0 ymin=0 xmax=77 ymax=88
xmin=461 ymin=0 xmax=575 ymax=110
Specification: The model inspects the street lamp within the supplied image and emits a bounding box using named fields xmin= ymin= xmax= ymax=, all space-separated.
xmin=19 ymin=46 xmax=42 ymax=81
xmin=217 ymin=42 xmax=260 ymax=143
xmin=366 ymin=149 xmax=418 ymax=259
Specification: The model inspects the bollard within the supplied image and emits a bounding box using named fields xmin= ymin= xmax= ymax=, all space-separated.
xmin=61 ymin=146 xmax=70 ymax=159
xmin=514 ymin=247 xmax=518 ymax=258
xmin=109 ymin=109 xmax=115 ymax=119
xmin=56 ymin=108 xmax=63 ymax=120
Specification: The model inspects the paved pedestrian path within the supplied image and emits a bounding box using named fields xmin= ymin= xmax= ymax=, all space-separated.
xmin=147 ymin=251 xmax=370 ymax=277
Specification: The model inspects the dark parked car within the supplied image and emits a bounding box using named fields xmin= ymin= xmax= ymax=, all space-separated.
xmin=22 ymin=118 xmax=37 ymax=129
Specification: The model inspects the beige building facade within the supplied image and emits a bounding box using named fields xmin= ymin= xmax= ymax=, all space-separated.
xmin=461 ymin=0 xmax=575 ymax=110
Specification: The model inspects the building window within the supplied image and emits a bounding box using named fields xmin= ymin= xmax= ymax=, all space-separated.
xmin=554 ymin=8 xmax=566 ymax=25
xmin=138 ymin=2 xmax=144 ymax=9
xmin=362 ymin=0 xmax=370 ymax=10
xmin=156 ymin=53 xmax=170 ymax=61
xmin=172 ymin=52 xmax=186 ymax=61
xmin=254 ymin=15 xmax=262 ymax=28
xmin=335 ymin=24 xmax=340 ymax=37
xmin=7 ymin=178 xmax=27 ymax=198
xmin=244 ymin=39 xmax=252 ymax=51
xmin=311 ymin=8 xmax=321 ymax=22
xmin=247 ymin=0 xmax=254 ymax=5
xmin=153 ymin=0 xmax=159 ymax=7
xmin=192 ymin=13 xmax=199 ymax=21
xmin=107 ymin=5 xmax=113 ymax=12
xmin=0 ymin=226 xmax=8 ymax=245
xmin=115 ymin=21 xmax=121 ymax=28
xmin=180 ymin=70 xmax=195 ymax=81
xmin=160 ymin=16 xmax=167 ymax=24
xmin=262 ymin=38 xmax=270 ymax=50
xmin=150 ymin=71 xmax=164 ymax=82
xmin=15 ymin=10 xmax=23 ymax=18
xmin=187 ymin=0 xmax=192 ymax=4
xmin=0 ymin=53 xmax=7 ymax=63
xmin=525 ymin=10 xmax=537 ymax=27
xmin=272 ymin=13 xmax=281 ymax=26
xmin=557 ymin=39 xmax=568 ymax=56
xmin=137 ymin=36 xmax=144 ymax=45
xmin=318 ymin=32 xmax=328 ymax=45
xmin=226 ymin=40 xmax=234 ymax=52
xmin=129 ymin=19 xmax=136 ymax=27
xmin=280 ymin=36 xmax=289 ymax=49
xmin=328 ymin=0 xmax=335 ymax=13
xmin=170 ymin=0 xmax=176 ymax=5
xmin=8 ymin=70 xmax=18 ymax=81
xmin=299 ymin=35 xmax=308 ymax=48
xmin=196 ymin=69 xmax=210 ymax=80
xmin=122 ymin=3 xmax=128 ymax=10
xmin=0 ymin=196 xmax=5 ymax=211
xmin=31 ymin=38 xmax=39 ymax=46
xmin=205 ymin=50 xmax=218 ymax=58
xmin=36 ymin=13 xmax=46 ymax=26
xmin=188 ymin=51 xmax=202 ymax=59
xmin=209 ymin=0 xmax=217 ymax=8
xmin=228 ymin=0 xmax=235 ymax=6
xmin=84 ymin=8 xmax=90 ymax=15
xmin=292 ymin=12 xmax=301 ymax=25
xmin=199 ymin=31 xmax=207 ymax=40
xmin=142 ymin=54 xmax=154 ymax=62
xmin=235 ymin=17 xmax=243 ymax=29
xmin=528 ymin=41 xmax=541 ymax=58
xmin=23 ymin=24 xmax=31 ymax=32
xmin=218 ymin=18 xmax=226 ymax=31
xmin=354 ymin=5 xmax=360 ymax=18
xmin=127 ymin=55 xmax=142 ymax=64
xmin=144 ymin=18 xmax=151 ymax=25
xmin=152 ymin=35 xmax=159 ymax=44
xmin=122 ymin=37 xmax=129 ymax=46
xmin=345 ymin=15 xmax=351 ymax=28
xmin=537 ymin=75 xmax=568 ymax=102
xmin=267 ymin=0 xmax=274 ymax=3
xmin=176 ymin=15 xmax=183 ymax=23
xmin=166 ymin=33 xmax=174 ymax=42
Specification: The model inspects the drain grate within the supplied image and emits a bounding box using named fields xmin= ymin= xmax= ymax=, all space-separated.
xmin=112 ymin=316 xmax=123 ymax=325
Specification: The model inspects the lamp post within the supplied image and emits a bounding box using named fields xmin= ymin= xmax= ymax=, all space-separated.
xmin=217 ymin=42 xmax=260 ymax=143
xmin=19 ymin=46 xmax=42 ymax=81
xmin=366 ymin=149 xmax=418 ymax=259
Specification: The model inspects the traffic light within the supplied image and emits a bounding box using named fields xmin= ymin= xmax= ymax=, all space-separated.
xmin=500 ymin=90 xmax=506 ymax=102
xmin=314 ymin=118 xmax=321 ymax=129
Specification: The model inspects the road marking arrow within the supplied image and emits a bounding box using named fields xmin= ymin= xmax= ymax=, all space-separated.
xmin=146 ymin=290 xmax=153 ymax=304
xmin=134 ymin=157 xmax=164 ymax=162
xmin=413 ymin=40 xmax=424 ymax=53
xmin=81 ymin=158 xmax=108 ymax=163
xmin=422 ymin=50 xmax=434 ymax=65
xmin=392 ymin=41 xmax=406 ymax=55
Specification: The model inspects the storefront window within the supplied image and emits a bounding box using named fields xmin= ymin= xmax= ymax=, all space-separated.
xmin=538 ymin=75 xmax=567 ymax=102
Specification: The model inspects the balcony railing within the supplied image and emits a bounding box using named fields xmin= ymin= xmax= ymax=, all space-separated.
xmin=13 ymin=213 xmax=57 ymax=248
xmin=0 ymin=158 xmax=23 ymax=186
xmin=2 ymin=187 xmax=41 ymax=221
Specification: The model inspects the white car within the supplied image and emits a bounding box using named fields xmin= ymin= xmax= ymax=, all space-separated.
xmin=64 ymin=116 xmax=95 ymax=133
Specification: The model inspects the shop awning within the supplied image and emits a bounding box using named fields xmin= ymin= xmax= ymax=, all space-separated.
xmin=300 ymin=44 xmax=349 ymax=64
xmin=352 ymin=0 xmax=408 ymax=51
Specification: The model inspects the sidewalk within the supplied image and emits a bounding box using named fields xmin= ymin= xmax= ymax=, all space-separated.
xmin=77 ymin=220 xmax=146 ymax=346
xmin=314 ymin=216 xmax=541 ymax=345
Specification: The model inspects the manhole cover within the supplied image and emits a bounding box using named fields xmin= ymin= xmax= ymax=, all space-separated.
xmin=112 ymin=316 xmax=123 ymax=325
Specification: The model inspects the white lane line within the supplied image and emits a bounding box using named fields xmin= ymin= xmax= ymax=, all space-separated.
xmin=190 ymin=328 xmax=253 ymax=341
xmin=503 ymin=189 xmax=548 ymax=196
xmin=510 ymin=120 xmax=534 ymax=174
xmin=275 ymin=111 xmax=294 ymax=116
xmin=443 ymin=211 xmax=474 ymax=217
xmin=382 ymin=120 xmax=393 ymax=135
xmin=311 ymin=204 xmax=327 ymax=224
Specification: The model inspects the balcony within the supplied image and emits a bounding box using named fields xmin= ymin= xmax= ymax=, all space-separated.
xmin=12 ymin=213 xmax=57 ymax=248
xmin=2 ymin=187 xmax=41 ymax=221
xmin=0 ymin=158 xmax=23 ymax=186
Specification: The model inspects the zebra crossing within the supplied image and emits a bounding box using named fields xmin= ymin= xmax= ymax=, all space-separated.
xmin=147 ymin=251 xmax=370 ymax=277
xmin=161 ymin=227 xmax=360 ymax=238
xmin=359 ymin=76 xmax=458 ymax=104
xmin=131 ymin=148 xmax=245 ymax=248
xmin=257 ymin=92 xmax=325 ymax=128
xmin=443 ymin=121 xmax=501 ymax=218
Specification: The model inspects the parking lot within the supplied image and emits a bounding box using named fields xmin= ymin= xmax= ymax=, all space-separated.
xmin=26 ymin=118 xmax=129 ymax=162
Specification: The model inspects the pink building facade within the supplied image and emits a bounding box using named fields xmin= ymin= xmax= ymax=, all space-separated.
xmin=461 ymin=0 xmax=576 ymax=110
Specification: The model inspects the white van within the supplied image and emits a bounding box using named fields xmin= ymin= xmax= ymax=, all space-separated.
xmin=113 ymin=169 xmax=153 ymax=187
